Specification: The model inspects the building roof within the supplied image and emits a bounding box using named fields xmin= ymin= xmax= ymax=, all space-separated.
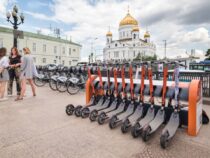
xmin=0 ymin=26 xmax=82 ymax=47
xmin=112 ymin=38 xmax=146 ymax=43
xmin=119 ymin=12 xmax=138 ymax=27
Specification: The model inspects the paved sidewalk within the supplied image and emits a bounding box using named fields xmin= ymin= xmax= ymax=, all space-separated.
xmin=0 ymin=86 xmax=210 ymax=158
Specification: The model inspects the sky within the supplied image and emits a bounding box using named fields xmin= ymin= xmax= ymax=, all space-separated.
xmin=0 ymin=0 xmax=210 ymax=61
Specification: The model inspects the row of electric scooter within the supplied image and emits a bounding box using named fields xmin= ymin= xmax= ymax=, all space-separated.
xmin=65 ymin=61 xmax=208 ymax=149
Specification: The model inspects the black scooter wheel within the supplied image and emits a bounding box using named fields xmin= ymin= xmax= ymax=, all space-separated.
xmin=142 ymin=126 xmax=151 ymax=142
xmin=121 ymin=119 xmax=130 ymax=133
xmin=109 ymin=116 xmax=117 ymax=129
xmin=75 ymin=106 xmax=82 ymax=117
xmin=131 ymin=123 xmax=141 ymax=138
xmin=65 ymin=104 xmax=75 ymax=116
xmin=160 ymin=131 xmax=169 ymax=149
xmin=81 ymin=108 xmax=90 ymax=118
xmin=98 ymin=113 xmax=106 ymax=125
xmin=89 ymin=110 xmax=98 ymax=122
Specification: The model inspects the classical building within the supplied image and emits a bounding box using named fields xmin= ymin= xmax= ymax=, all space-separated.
xmin=0 ymin=26 xmax=81 ymax=66
xmin=103 ymin=10 xmax=156 ymax=62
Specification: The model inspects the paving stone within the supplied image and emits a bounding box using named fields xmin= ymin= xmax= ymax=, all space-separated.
xmin=0 ymin=86 xmax=210 ymax=158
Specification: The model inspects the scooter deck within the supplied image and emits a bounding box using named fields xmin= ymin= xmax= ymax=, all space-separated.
xmin=100 ymin=99 xmax=118 ymax=113
xmin=162 ymin=112 xmax=179 ymax=139
xmin=139 ymin=107 xmax=155 ymax=128
xmin=127 ymin=105 xmax=143 ymax=125
xmin=94 ymin=99 xmax=112 ymax=112
xmin=117 ymin=103 xmax=135 ymax=120
xmin=86 ymin=97 xmax=105 ymax=111
xmin=106 ymin=102 xmax=126 ymax=118
xmin=149 ymin=109 xmax=165 ymax=134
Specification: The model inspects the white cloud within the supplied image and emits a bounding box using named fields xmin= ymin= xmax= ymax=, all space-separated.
xmin=0 ymin=0 xmax=8 ymax=18
xmin=24 ymin=11 xmax=57 ymax=22
xmin=182 ymin=27 xmax=210 ymax=43
xmin=3 ymin=0 xmax=209 ymax=61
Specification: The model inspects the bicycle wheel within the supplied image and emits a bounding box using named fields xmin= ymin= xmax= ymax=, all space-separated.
xmin=67 ymin=82 xmax=80 ymax=95
xmin=56 ymin=80 xmax=67 ymax=92
xmin=49 ymin=79 xmax=57 ymax=91
xmin=34 ymin=77 xmax=46 ymax=87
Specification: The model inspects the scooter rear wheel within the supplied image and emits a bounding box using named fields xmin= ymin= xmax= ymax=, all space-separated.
xmin=142 ymin=126 xmax=151 ymax=142
xmin=98 ymin=113 xmax=106 ymax=125
xmin=131 ymin=123 xmax=141 ymax=138
xmin=89 ymin=110 xmax=98 ymax=122
xmin=109 ymin=115 xmax=117 ymax=129
xmin=160 ymin=131 xmax=169 ymax=149
xmin=75 ymin=106 xmax=82 ymax=117
xmin=65 ymin=104 xmax=75 ymax=116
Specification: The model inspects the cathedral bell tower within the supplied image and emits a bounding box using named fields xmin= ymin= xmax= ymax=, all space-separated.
xmin=144 ymin=31 xmax=151 ymax=43
xmin=131 ymin=26 xmax=139 ymax=41
xmin=106 ymin=27 xmax=112 ymax=44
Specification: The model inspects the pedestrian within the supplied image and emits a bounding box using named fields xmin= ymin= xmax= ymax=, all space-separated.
xmin=15 ymin=47 xmax=37 ymax=101
xmin=0 ymin=47 xmax=9 ymax=101
xmin=8 ymin=47 xmax=21 ymax=97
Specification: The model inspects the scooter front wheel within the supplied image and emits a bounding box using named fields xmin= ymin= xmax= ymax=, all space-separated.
xmin=142 ymin=126 xmax=151 ymax=142
xmin=75 ymin=106 xmax=82 ymax=117
xmin=98 ymin=113 xmax=106 ymax=125
xmin=131 ymin=123 xmax=141 ymax=138
xmin=160 ymin=131 xmax=169 ymax=149
xmin=109 ymin=115 xmax=117 ymax=129
xmin=89 ymin=110 xmax=98 ymax=122
xmin=121 ymin=119 xmax=130 ymax=133
xmin=81 ymin=108 xmax=90 ymax=118
xmin=65 ymin=104 xmax=75 ymax=116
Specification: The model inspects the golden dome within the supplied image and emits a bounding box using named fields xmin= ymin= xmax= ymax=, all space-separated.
xmin=132 ymin=26 xmax=139 ymax=32
xmin=106 ymin=31 xmax=112 ymax=36
xmin=119 ymin=13 xmax=138 ymax=27
xmin=144 ymin=31 xmax=150 ymax=38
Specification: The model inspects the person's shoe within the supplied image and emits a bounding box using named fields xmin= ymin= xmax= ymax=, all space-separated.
xmin=0 ymin=98 xmax=8 ymax=102
xmin=7 ymin=94 xmax=13 ymax=97
xmin=15 ymin=97 xmax=23 ymax=101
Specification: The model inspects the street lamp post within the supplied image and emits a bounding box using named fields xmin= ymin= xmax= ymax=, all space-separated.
xmin=89 ymin=37 xmax=98 ymax=63
xmin=6 ymin=5 xmax=24 ymax=47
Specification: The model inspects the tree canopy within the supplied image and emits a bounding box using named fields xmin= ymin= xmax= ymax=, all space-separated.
xmin=205 ymin=49 xmax=210 ymax=60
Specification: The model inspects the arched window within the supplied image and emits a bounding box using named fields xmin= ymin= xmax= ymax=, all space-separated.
xmin=115 ymin=43 xmax=118 ymax=47
xmin=133 ymin=34 xmax=136 ymax=39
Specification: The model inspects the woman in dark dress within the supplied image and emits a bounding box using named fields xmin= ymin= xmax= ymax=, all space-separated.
xmin=7 ymin=47 xmax=21 ymax=96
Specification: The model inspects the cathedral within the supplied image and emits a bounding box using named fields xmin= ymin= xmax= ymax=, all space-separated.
xmin=103 ymin=10 xmax=156 ymax=62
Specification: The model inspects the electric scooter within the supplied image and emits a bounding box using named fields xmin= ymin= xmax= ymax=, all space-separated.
xmin=65 ymin=67 xmax=98 ymax=116
xmin=121 ymin=64 xmax=146 ymax=133
xmin=142 ymin=61 xmax=169 ymax=141
xmin=89 ymin=66 xmax=116 ymax=121
xmin=81 ymin=67 xmax=113 ymax=119
xmin=131 ymin=62 xmax=157 ymax=138
xmin=97 ymin=65 xmax=128 ymax=125
xmin=109 ymin=65 xmax=136 ymax=129
xmin=97 ymin=67 xmax=122 ymax=124
xmin=160 ymin=62 xmax=186 ymax=149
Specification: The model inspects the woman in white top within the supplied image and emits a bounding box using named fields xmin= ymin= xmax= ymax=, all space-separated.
xmin=0 ymin=47 xmax=9 ymax=101
xmin=15 ymin=47 xmax=37 ymax=101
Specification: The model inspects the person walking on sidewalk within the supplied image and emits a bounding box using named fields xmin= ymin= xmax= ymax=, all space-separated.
xmin=0 ymin=47 xmax=9 ymax=101
xmin=15 ymin=47 xmax=37 ymax=101
xmin=8 ymin=47 xmax=21 ymax=97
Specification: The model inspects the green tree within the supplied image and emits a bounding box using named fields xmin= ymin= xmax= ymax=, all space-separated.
xmin=205 ymin=49 xmax=210 ymax=60
xmin=134 ymin=54 xmax=157 ymax=61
